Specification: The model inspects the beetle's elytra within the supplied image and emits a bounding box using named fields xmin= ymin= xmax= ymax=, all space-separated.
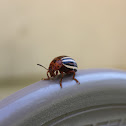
xmin=37 ymin=56 xmax=80 ymax=88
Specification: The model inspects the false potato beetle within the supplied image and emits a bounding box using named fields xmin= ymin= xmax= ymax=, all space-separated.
xmin=37 ymin=56 xmax=80 ymax=88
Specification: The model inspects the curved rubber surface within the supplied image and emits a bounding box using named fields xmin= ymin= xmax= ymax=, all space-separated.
xmin=0 ymin=69 xmax=126 ymax=126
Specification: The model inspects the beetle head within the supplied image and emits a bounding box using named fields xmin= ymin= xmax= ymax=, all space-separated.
xmin=37 ymin=64 xmax=56 ymax=77
xmin=49 ymin=66 xmax=56 ymax=77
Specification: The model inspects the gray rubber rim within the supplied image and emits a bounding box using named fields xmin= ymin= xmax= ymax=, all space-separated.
xmin=0 ymin=69 xmax=126 ymax=126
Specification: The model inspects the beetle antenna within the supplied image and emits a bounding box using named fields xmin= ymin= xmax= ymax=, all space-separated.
xmin=37 ymin=64 xmax=48 ymax=70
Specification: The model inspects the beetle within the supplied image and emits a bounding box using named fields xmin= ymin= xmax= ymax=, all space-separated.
xmin=37 ymin=56 xmax=80 ymax=88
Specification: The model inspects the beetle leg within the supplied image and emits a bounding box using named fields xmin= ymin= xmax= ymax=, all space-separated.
xmin=59 ymin=72 xmax=64 ymax=88
xmin=55 ymin=70 xmax=58 ymax=76
xmin=42 ymin=71 xmax=50 ymax=80
xmin=71 ymin=71 xmax=80 ymax=84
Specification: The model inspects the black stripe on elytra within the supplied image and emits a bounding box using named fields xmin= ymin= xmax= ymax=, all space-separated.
xmin=62 ymin=61 xmax=77 ymax=67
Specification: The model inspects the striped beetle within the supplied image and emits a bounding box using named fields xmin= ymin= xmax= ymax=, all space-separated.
xmin=37 ymin=56 xmax=80 ymax=88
